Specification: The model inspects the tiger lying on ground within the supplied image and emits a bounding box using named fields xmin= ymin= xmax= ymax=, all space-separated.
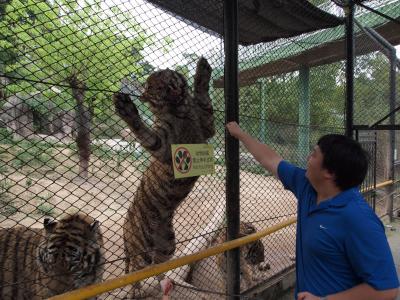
xmin=188 ymin=222 xmax=270 ymax=297
xmin=214 ymin=222 xmax=270 ymax=290
xmin=0 ymin=213 xmax=104 ymax=300
xmin=113 ymin=57 xmax=215 ymax=297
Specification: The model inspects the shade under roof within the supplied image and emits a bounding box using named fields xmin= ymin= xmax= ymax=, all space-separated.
xmin=145 ymin=0 xmax=344 ymax=45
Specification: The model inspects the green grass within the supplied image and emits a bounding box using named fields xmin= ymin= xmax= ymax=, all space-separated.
xmin=0 ymin=163 xmax=8 ymax=175
xmin=0 ymin=179 xmax=17 ymax=217
xmin=12 ymin=145 xmax=55 ymax=169
xmin=0 ymin=128 xmax=13 ymax=144
xmin=4 ymin=140 xmax=57 ymax=171
xmin=36 ymin=202 xmax=55 ymax=216
xmin=35 ymin=193 xmax=55 ymax=216
xmin=0 ymin=203 xmax=18 ymax=217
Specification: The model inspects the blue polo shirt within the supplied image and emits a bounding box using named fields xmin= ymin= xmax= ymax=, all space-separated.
xmin=278 ymin=161 xmax=399 ymax=297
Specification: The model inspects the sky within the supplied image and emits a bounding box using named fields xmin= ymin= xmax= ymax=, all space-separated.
xmin=102 ymin=0 xmax=399 ymax=71
xmin=102 ymin=0 xmax=224 ymax=70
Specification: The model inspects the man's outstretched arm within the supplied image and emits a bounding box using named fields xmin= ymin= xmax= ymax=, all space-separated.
xmin=226 ymin=121 xmax=283 ymax=177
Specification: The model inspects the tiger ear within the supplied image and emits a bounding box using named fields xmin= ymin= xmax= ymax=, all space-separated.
xmin=89 ymin=220 xmax=100 ymax=232
xmin=43 ymin=218 xmax=57 ymax=232
xmin=243 ymin=222 xmax=256 ymax=234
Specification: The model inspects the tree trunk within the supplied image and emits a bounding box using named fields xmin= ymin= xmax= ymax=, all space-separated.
xmin=68 ymin=73 xmax=91 ymax=179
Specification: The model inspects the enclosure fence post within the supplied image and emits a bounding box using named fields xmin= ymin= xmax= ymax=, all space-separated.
xmin=258 ymin=78 xmax=268 ymax=145
xmin=298 ymin=66 xmax=310 ymax=168
xmin=224 ymin=0 xmax=241 ymax=299
xmin=388 ymin=51 xmax=397 ymax=221
xmin=345 ymin=0 xmax=355 ymax=138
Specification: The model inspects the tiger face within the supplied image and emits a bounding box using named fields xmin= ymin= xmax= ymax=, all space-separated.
xmin=37 ymin=214 xmax=104 ymax=276
xmin=141 ymin=69 xmax=188 ymax=110
xmin=240 ymin=223 xmax=265 ymax=265
xmin=244 ymin=239 xmax=265 ymax=265
xmin=221 ymin=223 xmax=265 ymax=267
xmin=218 ymin=222 xmax=269 ymax=287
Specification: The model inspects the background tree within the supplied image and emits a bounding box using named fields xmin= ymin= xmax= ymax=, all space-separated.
xmin=0 ymin=0 xmax=154 ymax=176
xmin=68 ymin=73 xmax=92 ymax=179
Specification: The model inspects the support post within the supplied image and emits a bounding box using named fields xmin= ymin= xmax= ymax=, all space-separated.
xmin=345 ymin=1 xmax=355 ymax=138
xmin=258 ymin=78 xmax=268 ymax=144
xmin=298 ymin=67 xmax=310 ymax=168
xmin=224 ymin=0 xmax=240 ymax=299
xmin=388 ymin=51 xmax=397 ymax=221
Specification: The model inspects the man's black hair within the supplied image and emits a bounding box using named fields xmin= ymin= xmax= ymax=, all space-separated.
xmin=317 ymin=134 xmax=368 ymax=191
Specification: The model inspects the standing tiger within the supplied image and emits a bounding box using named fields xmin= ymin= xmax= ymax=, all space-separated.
xmin=0 ymin=213 xmax=104 ymax=300
xmin=113 ymin=57 xmax=215 ymax=296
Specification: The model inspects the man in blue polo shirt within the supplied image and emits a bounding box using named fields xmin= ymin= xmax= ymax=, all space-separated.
xmin=226 ymin=121 xmax=398 ymax=300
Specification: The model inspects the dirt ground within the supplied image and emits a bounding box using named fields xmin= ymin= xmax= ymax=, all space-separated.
xmin=0 ymin=150 xmax=297 ymax=299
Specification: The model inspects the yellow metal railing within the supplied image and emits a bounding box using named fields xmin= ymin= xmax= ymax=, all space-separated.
xmin=49 ymin=180 xmax=397 ymax=300
xmin=361 ymin=180 xmax=394 ymax=193
xmin=49 ymin=216 xmax=297 ymax=300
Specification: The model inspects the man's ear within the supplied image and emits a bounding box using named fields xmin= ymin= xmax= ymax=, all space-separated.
xmin=323 ymin=169 xmax=335 ymax=181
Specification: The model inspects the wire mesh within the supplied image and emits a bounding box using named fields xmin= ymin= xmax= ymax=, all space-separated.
xmin=0 ymin=0 xmax=399 ymax=299
xmin=353 ymin=1 xmax=400 ymax=217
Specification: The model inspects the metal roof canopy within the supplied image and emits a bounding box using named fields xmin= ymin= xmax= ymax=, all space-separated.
xmin=213 ymin=17 xmax=400 ymax=87
xmin=145 ymin=0 xmax=343 ymax=46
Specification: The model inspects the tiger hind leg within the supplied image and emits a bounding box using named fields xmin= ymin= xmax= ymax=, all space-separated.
xmin=194 ymin=57 xmax=212 ymax=96
xmin=193 ymin=58 xmax=215 ymax=139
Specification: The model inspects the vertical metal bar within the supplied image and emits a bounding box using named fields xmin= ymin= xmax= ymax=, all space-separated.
xmin=388 ymin=51 xmax=397 ymax=221
xmin=224 ymin=0 xmax=240 ymax=299
xmin=258 ymin=78 xmax=268 ymax=145
xmin=355 ymin=20 xmax=399 ymax=216
xmin=345 ymin=1 xmax=355 ymax=138
xmin=298 ymin=67 xmax=310 ymax=168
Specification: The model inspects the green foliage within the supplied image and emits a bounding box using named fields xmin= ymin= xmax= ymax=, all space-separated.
xmin=173 ymin=53 xmax=200 ymax=83
xmin=1 ymin=0 xmax=154 ymax=129
xmin=310 ymin=62 xmax=345 ymax=127
xmin=162 ymin=36 xmax=174 ymax=54
xmin=0 ymin=0 xmax=393 ymax=181
xmin=307 ymin=0 xmax=329 ymax=6
xmin=354 ymin=53 xmax=391 ymax=125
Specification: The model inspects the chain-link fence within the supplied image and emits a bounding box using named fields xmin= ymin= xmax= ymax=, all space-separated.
xmin=0 ymin=0 xmax=399 ymax=299
xmin=351 ymin=1 xmax=400 ymax=218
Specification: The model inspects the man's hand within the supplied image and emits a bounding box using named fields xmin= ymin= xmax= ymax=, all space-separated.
xmin=226 ymin=121 xmax=243 ymax=138
xmin=225 ymin=121 xmax=282 ymax=176
xmin=297 ymin=291 xmax=322 ymax=300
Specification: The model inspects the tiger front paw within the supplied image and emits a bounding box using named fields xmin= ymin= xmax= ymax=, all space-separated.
xmin=258 ymin=261 xmax=271 ymax=272
xmin=113 ymin=93 xmax=140 ymax=126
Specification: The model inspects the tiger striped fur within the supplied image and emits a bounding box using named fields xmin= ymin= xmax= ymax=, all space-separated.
xmin=214 ymin=222 xmax=270 ymax=291
xmin=0 ymin=213 xmax=104 ymax=300
xmin=113 ymin=57 xmax=215 ymax=296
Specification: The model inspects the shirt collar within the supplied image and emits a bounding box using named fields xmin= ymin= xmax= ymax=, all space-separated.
xmin=309 ymin=187 xmax=359 ymax=214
